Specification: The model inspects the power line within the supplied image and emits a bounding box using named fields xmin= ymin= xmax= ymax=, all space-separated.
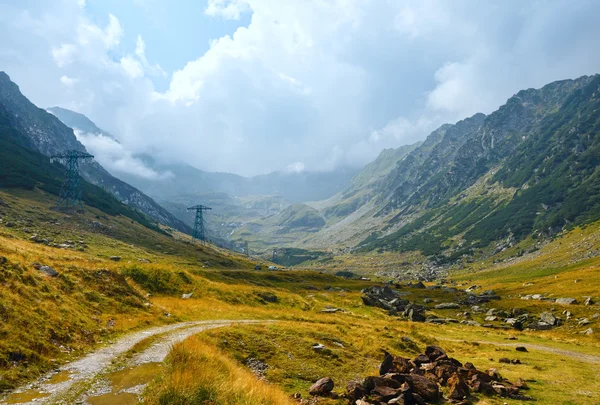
xmin=187 ymin=205 xmax=212 ymax=243
xmin=50 ymin=150 xmax=94 ymax=212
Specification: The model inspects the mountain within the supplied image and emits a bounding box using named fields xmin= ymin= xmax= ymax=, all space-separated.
xmin=47 ymin=107 xmax=358 ymax=249
xmin=48 ymin=106 xmax=120 ymax=142
xmin=305 ymin=74 xmax=600 ymax=262
xmin=0 ymin=72 xmax=190 ymax=233
xmin=45 ymin=107 xmax=359 ymax=203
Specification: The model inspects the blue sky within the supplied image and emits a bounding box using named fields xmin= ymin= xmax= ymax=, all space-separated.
xmin=1 ymin=0 xmax=600 ymax=177
xmin=85 ymin=0 xmax=251 ymax=90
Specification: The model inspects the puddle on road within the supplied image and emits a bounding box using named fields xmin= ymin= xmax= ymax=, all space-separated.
xmin=3 ymin=391 xmax=50 ymax=404
xmin=86 ymin=392 xmax=138 ymax=405
xmin=108 ymin=362 xmax=162 ymax=391
xmin=46 ymin=370 xmax=71 ymax=385
xmin=1 ymin=370 xmax=71 ymax=404
xmin=86 ymin=362 xmax=162 ymax=405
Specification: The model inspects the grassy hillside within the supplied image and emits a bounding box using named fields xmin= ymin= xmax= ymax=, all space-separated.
xmin=0 ymin=185 xmax=599 ymax=404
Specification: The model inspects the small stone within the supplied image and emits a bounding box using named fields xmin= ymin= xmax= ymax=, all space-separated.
xmin=181 ymin=292 xmax=193 ymax=299
xmin=515 ymin=346 xmax=528 ymax=352
xmin=579 ymin=318 xmax=590 ymax=326
xmin=312 ymin=343 xmax=326 ymax=351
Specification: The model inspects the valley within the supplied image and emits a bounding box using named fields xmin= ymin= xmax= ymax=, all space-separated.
xmin=1 ymin=69 xmax=600 ymax=405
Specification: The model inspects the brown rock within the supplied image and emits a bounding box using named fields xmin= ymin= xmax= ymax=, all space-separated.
xmin=434 ymin=363 xmax=458 ymax=384
xmin=401 ymin=374 xmax=440 ymax=402
xmin=362 ymin=376 xmax=400 ymax=391
xmin=514 ymin=378 xmax=529 ymax=390
xmin=499 ymin=357 xmax=511 ymax=364
xmin=487 ymin=367 xmax=502 ymax=381
xmin=309 ymin=377 xmax=334 ymax=396
xmin=412 ymin=354 xmax=430 ymax=366
xmin=371 ymin=385 xmax=400 ymax=402
xmin=346 ymin=381 xmax=367 ymax=401
xmin=448 ymin=373 xmax=470 ymax=400
xmin=471 ymin=380 xmax=496 ymax=396
xmin=425 ymin=345 xmax=447 ymax=362
xmin=380 ymin=352 xmax=412 ymax=375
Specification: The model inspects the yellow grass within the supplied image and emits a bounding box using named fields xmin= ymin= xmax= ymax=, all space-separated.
xmin=144 ymin=336 xmax=294 ymax=405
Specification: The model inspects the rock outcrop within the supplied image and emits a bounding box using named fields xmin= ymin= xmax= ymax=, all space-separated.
xmin=344 ymin=346 xmax=533 ymax=404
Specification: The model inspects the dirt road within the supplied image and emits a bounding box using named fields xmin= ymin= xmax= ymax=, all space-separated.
xmin=1 ymin=320 xmax=267 ymax=405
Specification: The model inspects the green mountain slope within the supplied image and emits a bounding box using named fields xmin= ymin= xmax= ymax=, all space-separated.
xmin=359 ymin=75 xmax=600 ymax=261
xmin=0 ymin=72 xmax=190 ymax=234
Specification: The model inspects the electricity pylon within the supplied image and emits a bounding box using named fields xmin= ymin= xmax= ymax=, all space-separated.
xmin=187 ymin=205 xmax=211 ymax=243
xmin=50 ymin=150 xmax=94 ymax=212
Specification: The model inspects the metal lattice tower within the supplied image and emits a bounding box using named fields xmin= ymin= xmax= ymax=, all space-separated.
xmin=50 ymin=150 xmax=94 ymax=211
xmin=187 ymin=205 xmax=212 ymax=243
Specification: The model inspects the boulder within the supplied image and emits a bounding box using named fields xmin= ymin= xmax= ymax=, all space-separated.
xmin=404 ymin=304 xmax=426 ymax=322
xmin=555 ymin=297 xmax=578 ymax=305
xmin=584 ymin=297 xmax=594 ymax=306
xmin=434 ymin=302 xmax=460 ymax=310
xmin=370 ymin=385 xmax=400 ymax=401
xmin=380 ymin=353 xmax=412 ymax=375
xmin=346 ymin=381 xmax=367 ymax=401
xmin=447 ymin=373 xmax=469 ymax=400
xmin=37 ymin=265 xmax=58 ymax=277
xmin=539 ymin=311 xmax=558 ymax=325
xmin=424 ymin=345 xmax=447 ymax=362
xmin=309 ymin=377 xmax=334 ymax=396
xmin=515 ymin=346 xmax=528 ymax=352
xmin=401 ymin=374 xmax=440 ymax=402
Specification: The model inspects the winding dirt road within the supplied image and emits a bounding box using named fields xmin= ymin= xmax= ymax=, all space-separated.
xmin=1 ymin=320 xmax=267 ymax=405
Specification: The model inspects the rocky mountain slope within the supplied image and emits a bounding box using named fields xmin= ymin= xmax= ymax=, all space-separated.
xmin=310 ymin=74 xmax=600 ymax=261
xmin=0 ymin=72 xmax=190 ymax=233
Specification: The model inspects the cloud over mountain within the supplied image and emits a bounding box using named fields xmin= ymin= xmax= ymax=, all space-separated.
xmin=2 ymin=0 xmax=600 ymax=176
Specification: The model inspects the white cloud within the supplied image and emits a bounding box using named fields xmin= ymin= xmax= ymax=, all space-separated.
xmin=74 ymin=130 xmax=171 ymax=180
xmin=2 ymin=0 xmax=600 ymax=177
xmin=205 ymin=0 xmax=251 ymax=20
xmin=60 ymin=75 xmax=79 ymax=86
xmin=120 ymin=56 xmax=144 ymax=78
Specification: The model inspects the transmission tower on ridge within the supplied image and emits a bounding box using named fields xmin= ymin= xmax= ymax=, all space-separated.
xmin=50 ymin=150 xmax=94 ymax=212
xmin=187 ymin=205 xmax=212 ymax=243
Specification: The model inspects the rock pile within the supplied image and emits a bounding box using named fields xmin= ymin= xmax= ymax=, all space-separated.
xmin=361 ymin=286 xmax=425 ymax=321
xmin=341 ymin=346 xmax=533 ymax=404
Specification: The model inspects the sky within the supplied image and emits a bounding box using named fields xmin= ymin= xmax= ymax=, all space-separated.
xmin=1 ymin=0 xmax=600 ymax=178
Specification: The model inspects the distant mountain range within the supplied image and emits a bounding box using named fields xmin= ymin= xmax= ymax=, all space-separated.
xmin=6 ymin=70 xmax=600 ymax=264
xmin=47 ymin=106 xmax=359 ymax=248
xmin=0 ymin=72 xmax=190 ymax=233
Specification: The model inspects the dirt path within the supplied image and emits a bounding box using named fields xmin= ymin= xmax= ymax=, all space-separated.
xmin=1 ymin=320 xmax=267 ymax=405
xmin=438 ymin=337 xmax=600 ymax=364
